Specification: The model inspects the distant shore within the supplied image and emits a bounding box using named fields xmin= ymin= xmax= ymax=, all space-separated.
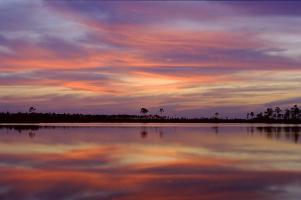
xmin=0 ymin=112 xmax=300 ymax=124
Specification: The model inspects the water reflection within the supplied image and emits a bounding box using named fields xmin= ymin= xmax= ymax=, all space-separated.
xmin=140 ymin=127 xmax=165 ymax=138
xmin=140 ymin=127 xmax=148 ymax=138
xmin=28 ymin=131 xmax=35 ymax=138
xmin=0 ymin=124 xmax=301 ymax=200
xmin=247 ymin=126 xmax=301 ymax=143
xmin=211 ymin=126 xmax=219 ymax=134
xmin=1 ymin=124 xmax=300 ymax=144
xmin=0 ymin=125 xmax=40 ymax=132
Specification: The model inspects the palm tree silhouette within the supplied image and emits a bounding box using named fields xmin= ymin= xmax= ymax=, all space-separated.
xmin=274 ymin=107 xmax=282 ymax=119
xmin=284 ymin=109 xmax=291 ymax=120
xmin=214 ymin=112 xmax=219 ymax=119
xmin=264 ymin=108 xmax=273 ymax=119
xmin=159 ymin=108 xmax=164 ymax=116
xmin=291 ymin=105 xmax=300 ymax=120
xmin=250 ymin=112 xmax=255 ymax=119
xmin=256 ymin=112 xmax=263 ymax=119
xmin=140 ymin=108 xmax=149 ymax=115
xmin=29 ymin=107 xmax=36 ymax=113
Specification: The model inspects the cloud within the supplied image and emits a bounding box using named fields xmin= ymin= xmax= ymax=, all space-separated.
xmin=0 ymin=0 xmax=301 ymax=115
xmin=266 ymin=97 xmax=301 ymax=108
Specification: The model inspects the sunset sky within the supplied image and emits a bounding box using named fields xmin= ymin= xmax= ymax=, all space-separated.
xmin=1 ymin=0 xmax=301 ymax=117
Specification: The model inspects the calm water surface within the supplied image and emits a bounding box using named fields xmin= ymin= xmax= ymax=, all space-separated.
xmin=0 ymin=123 xmax=301 ymax=200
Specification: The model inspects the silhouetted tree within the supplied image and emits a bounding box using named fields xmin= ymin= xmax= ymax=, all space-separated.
xmin=159 ymin=108 xmax=164 ymax=116
xmin=284 ymin=108 xmax=291 ymax=120
xmin=214 ymin=112 xmax=219 ymax=119
xmin=140 ymin=108 xmax=149 ymax=115
xmin=291 ymin=105 xmax=300 ymax=120
xmin=29 ymin=107 xmax=36 ymax=113
xmin=250 ymin=112 xmax=255 ymax=119
xmin=257 ymin=112 xmax=263 ymax=119
xmin=264 ymin=108 xmax=273 ymax=119
xmin=274 ymin=107 xmax=282 ymax=119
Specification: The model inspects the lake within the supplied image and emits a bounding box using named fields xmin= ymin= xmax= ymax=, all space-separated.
xmin=0 ymin=123 xmax=300 ymax=200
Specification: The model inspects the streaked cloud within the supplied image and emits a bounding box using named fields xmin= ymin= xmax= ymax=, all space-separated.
xmin=0 ymin=0 xmax=301 ymax=116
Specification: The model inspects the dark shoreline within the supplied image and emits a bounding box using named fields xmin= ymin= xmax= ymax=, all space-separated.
xmin=1 ymin=112 xmax=301 ymax=124
xmin=1 ymin=119 xmax=301 ymax=124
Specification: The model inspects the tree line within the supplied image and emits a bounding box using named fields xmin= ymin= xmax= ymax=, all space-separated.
xmin=247 ymin=105 xmax=301 ymax=122
xmin=0 ymin=105 xmax=300 ymax=123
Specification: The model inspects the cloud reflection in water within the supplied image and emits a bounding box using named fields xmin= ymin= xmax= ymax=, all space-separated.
xmin=0 ymin=124 xmax=301 ymax=200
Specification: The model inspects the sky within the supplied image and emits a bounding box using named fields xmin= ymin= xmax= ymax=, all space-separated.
xmin=0 ymin=0 xmax=301 ymax=117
